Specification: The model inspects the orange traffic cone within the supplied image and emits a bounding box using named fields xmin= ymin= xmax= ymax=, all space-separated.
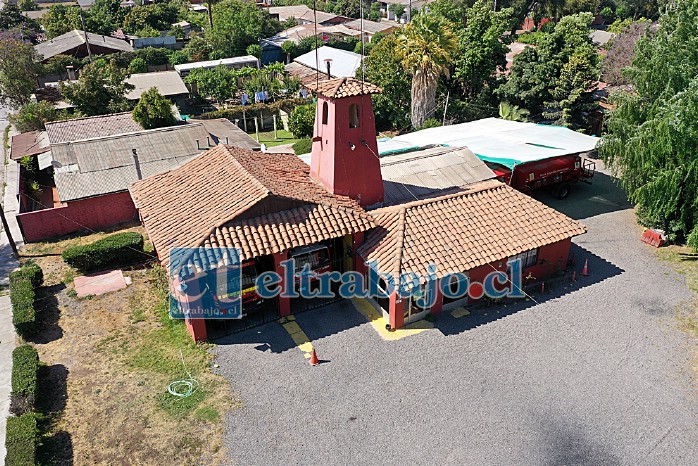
xmin=309 ymin=348 xmax=319 ymax=366
xmin=581 ymin=259 xmax=589 ymax=276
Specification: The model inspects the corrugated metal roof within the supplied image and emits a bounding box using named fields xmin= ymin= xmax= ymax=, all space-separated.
xmin=380 ymin=147 xmax=495 ymax=205
xmin=344 ymin=19 xmax=397 ymax=34
xmin=174 ymin=56 xmax=258 ymax=74
xmin=35 ymin=30 xmax=133 ymax=61
xmin=293 ymin=46 xmax=361 ymax=78
xmin=45 ymin=112 xmax=142 ymax=145
xmin=193 ymin=119 xmax=261 ymax=151
xmin=125 ymin=71 xmax=189 ymax=100
xmin=10 ymin=131 xmax=49 ymax=160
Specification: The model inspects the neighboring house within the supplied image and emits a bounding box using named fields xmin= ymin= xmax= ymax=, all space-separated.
xmin=17 ymin=116 xmax=260 ymax=242
xmin=503 ymin=42 xmax=532 ymax=74
xmin=130 ymin=35 xmax=179 ymax=50
xmin=376 ymin=0 xmax=434 ymax=22
xmin=590 ymin=29 xmax=616 ymax=48
xmin=34 ymin=30 xmax=133 ymax=62
xmin=266 ymin=5 xmax=351 ymax=25
xmin=344 ymin=18 xmax=398 ymax=41
xmin=261 ymin=24 xmax=361 ymax=64
xmin=129 ymin=78 xmax=586 ymax=341
xmin=285 ymin=46 xmax=362 ymax=86
xmin=9 ymin=131 xmax=50 ymax=162
xmin=125 ymin=71 xmax=189 ymax=102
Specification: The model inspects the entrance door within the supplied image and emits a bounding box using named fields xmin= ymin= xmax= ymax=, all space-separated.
xmin=404 ymin=285 xmax=430 ymax=324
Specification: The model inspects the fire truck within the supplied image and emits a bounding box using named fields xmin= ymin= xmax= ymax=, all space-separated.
xmin=486 ymin=154 xmax=595 ymax=199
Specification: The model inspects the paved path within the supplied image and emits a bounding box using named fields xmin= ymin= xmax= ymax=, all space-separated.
xmin=214 ymin=167 xmax=698 ymax=465
xmin=0 ymin=105 xmax=22 ymax=466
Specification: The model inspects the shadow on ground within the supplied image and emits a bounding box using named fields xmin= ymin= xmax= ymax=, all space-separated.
xmin=27 ymin=283 xmax=66 ymax=344
xmin=435 ymin=244 xmax=624 ymax=336
xmin=531 ymin=171 xmax=632 ymax=220
xmin=36 ymin=364 xmax=74 ymax=466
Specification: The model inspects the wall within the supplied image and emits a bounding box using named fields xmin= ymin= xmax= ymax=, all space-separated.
xmin=17 ymin=191 xmax=138 ymax=242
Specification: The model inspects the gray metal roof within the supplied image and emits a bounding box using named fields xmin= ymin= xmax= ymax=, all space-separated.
xmin=50 ymin=120 xmax=260 ymax=201
xmin=34 ymin=30 xmax=133 ymax=61
xmin=344 ymin=19 xmax=397 ymax=35
xmin=293 ymin=46 xmax=361 ymax=78
xmin=45 ymin=112 xmax=142 ymax=145
xmin=125 ymin=71 xmax=189 ymax=100
xmin=380 ymin=147 xmax=496 ymax=205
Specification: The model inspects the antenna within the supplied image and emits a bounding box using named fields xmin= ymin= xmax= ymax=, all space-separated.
xmin=313 ymin=0 xmax=320 ymax=137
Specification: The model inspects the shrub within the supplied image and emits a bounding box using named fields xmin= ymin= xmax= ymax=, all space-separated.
xmin=128 ymin=57 xmax=148 ymax=74
xmin=10 ymin=345 xmax=39 ymax=416
xmin=5 ymin=413 xmax=38 ymax=466
xmin=292 ymin=138 xmax=312 ymax=155
xmin=9 ymin=269 xmax=37 ymax=336
xmin=288 ymin=103 xmax=316 ymax=138
xmin=12 ymin=262 xmax=43 ymax=288
xmin=9 ymin=101 xmax=58 ymax=132
xmin=61 ymin=232 xmax=145 ymax=272
xmin=200 ymin=98 xmax=305 ymax=123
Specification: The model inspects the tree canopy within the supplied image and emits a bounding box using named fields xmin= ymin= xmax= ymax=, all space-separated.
xmin=209 ymin=0 xmax=282 ymax=58
xmin=600 ymin=0 xmax=698 ymax=247
xmin=59 ymin=59 xmax=133 ymax=115
xmin=132 ymin=87 xmax=176 ymax=129
xmin=0 ymin=37 xmax=41 ymax=108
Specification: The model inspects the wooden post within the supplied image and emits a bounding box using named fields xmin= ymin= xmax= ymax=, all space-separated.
xmin=273 ymin=114 xmax=278 ymax=140
xmin=254 ymin=117 xmax=259 ymax=142
xmin=0 ymin=204 xmax=18 ymax=259
xmin=242 ymin=110 xmax=247 ymax=132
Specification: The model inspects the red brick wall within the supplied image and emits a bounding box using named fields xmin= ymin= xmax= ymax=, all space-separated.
xmin=17 ymin=191 xmax=138 ymax=242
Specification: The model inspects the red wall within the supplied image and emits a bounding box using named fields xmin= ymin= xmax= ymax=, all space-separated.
xmin=18 ymin=191 xmax=137 ymax=242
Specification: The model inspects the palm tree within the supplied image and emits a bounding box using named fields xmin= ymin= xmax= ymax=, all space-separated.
xmin=397 ymin=12 xmax=458 ymax=129
xmin=498 ymin=101 xmax=530 ymax=122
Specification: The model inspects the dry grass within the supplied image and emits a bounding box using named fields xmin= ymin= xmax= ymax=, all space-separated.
xmin=656 ymin=245 xmax=698 ymax=388
xmin=21 ymin=228 xmax=237 ymax=465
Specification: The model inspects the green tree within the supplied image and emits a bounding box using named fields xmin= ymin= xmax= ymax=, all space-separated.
xmin=601 ymin=0 xmax=698 ymax=247
xmin=183 ymin=34 xmax=212 ymax=62
xmin=9 ymin=101 xmax=58 ymax=132
xmin=168 ymin=49 xmax=190 ymax=65
xmin=209 ymin=0 xmax=282 ymax=58
xmin=128 ymin=57 xmax=148 ymax=73
xmin=84 ymin=0 xmax=125 ymax=36
xmin=0 ymin=37 xmax=41 ymax=108
xmin=184 ymin=66 xmax=237 ymax=103
xmin=498 ymin=101 xmax=529 ymax=122
xmin=496 ymin=12 xmax=599 ymax=128
xmin=246 ymin=44 xmax=262 ymax=59
xmin=41 ymin=5 xmax=82 ymax=38
xmin=396 ymin=12 xmax=457 ymax=128
xmin=288 ymin=103 xmax=316 ymax=138
xmin=369 ymin=2 xmax=381 ymax=22
xmin=18 ymin=0 xmax=37 ymax=12
xmin=363 ymin=32 xmax=411 ymax=130
xmin=388 ymin=3 xmax=405 ymax=21
xmin=132 ymin=87 xmax=176 ymax=129
xmin=59 ymin=59 xmax=133 ymax=115
xmin=135 ymin=25 xmax=161 ymax=38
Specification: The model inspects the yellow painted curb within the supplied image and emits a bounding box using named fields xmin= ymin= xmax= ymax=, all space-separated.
xmin=351 ymin=298 xmax=433 ymax=341
xmin=281 ymin=319 xmax=315 ymax=359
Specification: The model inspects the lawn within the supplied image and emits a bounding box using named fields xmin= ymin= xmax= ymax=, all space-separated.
xmin=256 ymin=129 xmax=303 ymax=148
xmin=21 ymin=226 xmax=235 ymax=465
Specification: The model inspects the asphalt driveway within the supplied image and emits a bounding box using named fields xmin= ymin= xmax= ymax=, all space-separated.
xmin=214 ymin=165 xmax=698 ymax=465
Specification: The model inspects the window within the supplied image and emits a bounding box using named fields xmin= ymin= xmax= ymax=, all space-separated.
xmin=321 ymin=102 xmax=329 ymax=125
xmin=349 ymin=103 xmax=360 ymax=128
xmin=510 ymin=248 xmax=539 ymax=269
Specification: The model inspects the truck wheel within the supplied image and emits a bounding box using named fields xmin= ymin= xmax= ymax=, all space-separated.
xmin=553 ymin=183 xmax=571 ymax=200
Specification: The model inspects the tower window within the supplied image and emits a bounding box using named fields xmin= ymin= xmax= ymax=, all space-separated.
xmin=349 ymin=103 xmax=360 ymax=128
xmin=322 ymin=102 xmax=328 ymax=125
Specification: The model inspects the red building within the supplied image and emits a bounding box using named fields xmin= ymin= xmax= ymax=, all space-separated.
xmin=130 ymin=78 xmax=586 ymax=341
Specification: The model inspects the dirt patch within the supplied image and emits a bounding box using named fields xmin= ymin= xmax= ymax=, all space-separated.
xmin=22 ymin=230 xmax=237 ymax=465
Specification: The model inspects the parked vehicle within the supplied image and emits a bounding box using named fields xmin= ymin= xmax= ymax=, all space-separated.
xmin=487 ymin=154 xmax=595 ymax=199
xmin=289 ymin=243 xmax=333 ymax=283
xmin=213 ymin=259 xmax=264 ymax=309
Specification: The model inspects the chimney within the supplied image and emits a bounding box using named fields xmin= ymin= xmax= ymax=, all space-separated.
xmin=66 ymin=65 xmax=76 ymax=81
xmin=195 ymin=139 xmax=200 ymax=150
xmin=132 ymin=149 xmax=142 ymax=180
xmin=324 ymin=59 xmax=332 ymax=79
xmin=206 ymin=136 xmax=211 ymax=147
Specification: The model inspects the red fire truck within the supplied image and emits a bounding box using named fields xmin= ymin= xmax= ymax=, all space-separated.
xmin=486 ymin=154 xmax=595 ymax=199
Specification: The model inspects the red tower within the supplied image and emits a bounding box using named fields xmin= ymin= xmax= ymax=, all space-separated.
xmin=308 ymin=78 xmax=384 ymax=207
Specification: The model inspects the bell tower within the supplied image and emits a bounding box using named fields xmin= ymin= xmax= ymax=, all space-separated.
xmin=309 ymin=78 xmax=384 ymax=207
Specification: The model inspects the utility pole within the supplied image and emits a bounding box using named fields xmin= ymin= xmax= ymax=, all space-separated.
xmin=207 ymin=0 xmax=214 ymax=29
xmin=0 ymin=204 xmax=18 ymax=259
xmin=409 ymin=0 xmax=412 ymax=22
xmin=79 ymin=10 xmax=92 ymax=62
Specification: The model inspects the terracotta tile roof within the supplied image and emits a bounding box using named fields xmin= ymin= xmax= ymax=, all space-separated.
xmin=130 ymin=145 xmax=375 ymax=269
xmin=306 ymin=77 xmax=381 ymax=98
xmin=358 ymin=179 xmax=586 ymax=281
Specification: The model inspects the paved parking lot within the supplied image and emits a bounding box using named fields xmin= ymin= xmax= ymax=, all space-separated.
xmin=214 ymin=167 xmax=698 ymax=465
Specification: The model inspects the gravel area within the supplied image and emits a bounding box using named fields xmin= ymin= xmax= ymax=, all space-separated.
xmin=214 ymin=165 xmax=698 ymax=465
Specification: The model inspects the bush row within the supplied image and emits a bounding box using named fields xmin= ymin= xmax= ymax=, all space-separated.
xmin=9 ymin=263 xmax=42 ymax=337
xmin=10 ymin=345 xmax=39 ymax=416
xmin=5 ymin=413 xmax=38 ymax=466
xmin=61 ymin=232 xmax=145 ymax=272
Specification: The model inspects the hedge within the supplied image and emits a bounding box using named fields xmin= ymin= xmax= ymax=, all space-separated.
xmin=10 ymin=345 xmax=39 ymax=416
xmin=61 ymin=232 xmax=145 ymax=272
xmin=292 ymin=139 xmax=312 ymax=155
xmin=5 ymin=413 xmax=38 ymax=466
xmin=9 ymin=270 xmax=37 ymax=336
xmin=199 ymin=98 xmax=307 ymax=122
xmin=10 ymin=262 xmax=43 ymax=288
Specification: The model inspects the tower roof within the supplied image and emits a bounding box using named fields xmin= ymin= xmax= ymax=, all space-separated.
xmin=307 ymin=77 xmax=381 ymax=98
